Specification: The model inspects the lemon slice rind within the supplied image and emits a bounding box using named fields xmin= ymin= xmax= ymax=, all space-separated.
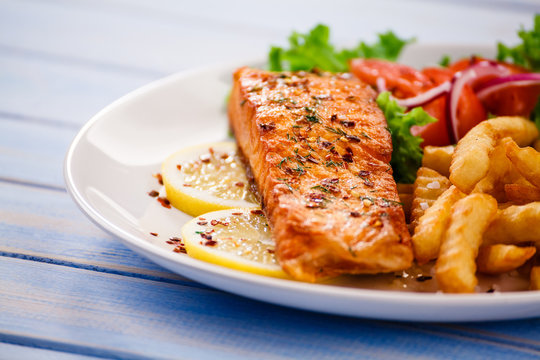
xmin=181 ymin=208 xmax=288 ymax=278
xmin=162 ymin=141 xmax=258 ymax=217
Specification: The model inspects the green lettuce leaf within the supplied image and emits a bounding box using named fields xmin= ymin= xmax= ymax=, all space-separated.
xmin=497 ymin=14 xmax=540 ymax=71
xmin=376 ymin=92 xmax=437 ymax=184
xmin=533 ymin=100 xmax=540 ymax=132
xmin=269 ymin=24 xmax=411 ymax=72
xmin=497 ymin=14 xmax=540 ymax=131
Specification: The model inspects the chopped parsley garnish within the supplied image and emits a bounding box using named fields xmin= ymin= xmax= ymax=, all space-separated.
xmin=439 ymin=54 xmax=451 ymax=67
xmin=311 ymin=185 xmax=330 ymax=193
xmin=306 ymin=114 xmax=320 ymax=123
xmin=325 ymin=160 xmax=342 ymax=168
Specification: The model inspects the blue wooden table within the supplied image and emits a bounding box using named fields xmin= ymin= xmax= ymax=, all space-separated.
xmin=1 ymin=1 xmax=539 ymax=358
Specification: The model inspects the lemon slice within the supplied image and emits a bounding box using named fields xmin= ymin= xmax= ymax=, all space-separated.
xmin=162 ymin=141 xmax=259 ymax=217
xmin=181 ymin=208 xmax=288 ymax=278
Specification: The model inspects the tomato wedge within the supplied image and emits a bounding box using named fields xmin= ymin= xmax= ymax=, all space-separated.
xmin=350 ymin=58 xmax=430 ymax=98
xmin=350 ymin=57 xmax=538 ymax=147
xmin=481 ymin=84 xmax=540 ymax=117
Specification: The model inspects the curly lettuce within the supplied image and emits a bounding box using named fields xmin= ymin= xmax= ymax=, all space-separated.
xmin=269 ymin=24 xmax=411 ymax=72
xmin=497 ymin=14 xmax=540 ymax=131
xmin=376 ymin=92 xmax=437 ymax=183
xmin=497 ymin=14 xmax=540 ymax=71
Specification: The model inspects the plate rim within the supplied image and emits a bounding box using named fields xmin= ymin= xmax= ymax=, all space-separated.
xmin=63 ymin=45 xmax=540 ymax=321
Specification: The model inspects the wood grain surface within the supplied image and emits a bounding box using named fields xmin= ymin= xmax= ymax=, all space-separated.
xmin=1 ymin=0 xmax=538 ymax=358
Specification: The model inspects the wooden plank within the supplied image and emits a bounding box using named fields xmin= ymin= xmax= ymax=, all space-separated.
xmin=1 ymin=0 xmax=534 ymax=76
xmin=0 ymin=55 xmax=157 ymax=127
xmin=1 ymin=0 xmax=278 ymax=74
xmin=0 ymin=181 xmax=191 ymax=282
xmin=0 ymin=117 xmax=74 ymax=188
xmin=1 ymin=256 xmax=539 ymax=360
xmin=112 ymin=0 xmax=535 ymax=45
xmin=0 ymin=343 xmax=100 ymax=360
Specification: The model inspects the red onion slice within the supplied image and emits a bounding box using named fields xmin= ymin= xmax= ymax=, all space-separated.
xmin=395 ymin=81 xmax=451 ymax=108
xmin=446 ymin=61 xmax=511 ymax=143
xmin=376 ymin=77 xmax=387 ymax=93
xmin=476 ymin=73 xmax=540 ymax=101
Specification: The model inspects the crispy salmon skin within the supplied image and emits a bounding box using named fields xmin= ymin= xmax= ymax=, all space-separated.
xmin=228 ymin=67 xmax=412 ymax=281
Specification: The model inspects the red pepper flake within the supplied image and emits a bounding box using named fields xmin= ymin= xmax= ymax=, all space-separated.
xmin=157 ymin=197 xmax=171 ymax=209
xmin=169 ymin=237 xmax=182 ymax=243
xmin=200 ymin=233 xmax=213 ymax=240
xmin=150 ymin=232 xmax=158 ymax=236
xmin=340 ymin=120 xmax=355 ymax=128
xmin=259 ymin=123 xmax=276 ymax=131
xmin=197 ymin=221 xmax=208 ymax=226
xmin=153 ymin=173 xmax=163 ymax=185
xmin=200 ymin=154 xmax=211 ymax=163
xmin=221 ymin=153 xmax=229 ymax=159
xmin=320 ymin=141 xmax=332 ymax=148
xmin=176 ymin=164 xmax=182 ymax=171
xmin=204 ymin=240 xmax=218 ymax=247
xmin=342 ymin=153 xmax=353 ymax=163
xmin=330 ymin=114 xmax=337 ymax=122
xmin=306 ymin=155 xmax=319 ymax=164
xmin=148 ymin=190 xmax=159 ymax=197
xmin=250 ymin=209 xmax=264 ymax=215
xmin=350 ymin=211 xmax=361 ymax=217
xmin=210 ymin=219 xmax=229 ymax=226
xmin=267 ymin=249 xmax=275 ymax=254
xmin=183 ymin=184 xmax=192 ymax=187
xmin=208 ymin=147 xmax=215 ymax=155
xmin=232 ymin=212 xmax=243 ymax=215
xmin=166 ymin=240 xmax=175 ymax=244
xmin=199 ymin=217 xmax=206 ymax=221
xmin=345 ymin=135 xmax=361 ymax=142
xmin=173 ymin=245 xmax=187 ymax=254
xmin=235 ymin=182 xmax=245 ymax=187
xmin=359 ymin=170 xmax=371 ymax=177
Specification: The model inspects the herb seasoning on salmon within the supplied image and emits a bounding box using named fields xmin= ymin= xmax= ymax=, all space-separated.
xmin=228 ymin=67 xmax=412 ymax=281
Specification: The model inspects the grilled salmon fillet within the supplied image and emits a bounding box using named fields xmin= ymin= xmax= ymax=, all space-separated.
xmin=228 ymin=67 xmax=412 ymax=282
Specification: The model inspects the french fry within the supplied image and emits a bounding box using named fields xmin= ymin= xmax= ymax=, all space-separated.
xmin=505 ymin=138 xmax=540 ymax=188
xmin=450 ymin=117 xmax=539 ymax=193
xmin=531 ymin=266 xmax=540 ymax=290
xmin=497 ymin=202 xmax=514 ymax=210
xmin=477 ymin=244 xmax=536 ymax=275
xmin=534 ymin=139 xmax=540 ymax=152
xmin=410 ymin=167 xmax=451 ymax=231
xmin=483 ymin=202 xmax=540 ymax=246
xmin=412 ymin=186 xmax=465 ymax=264
xmin=472 ymin=141 xmax=513 ymax=201
xmin=504 ymin=184 xmax=540 ymax=204
xmin=435 ymin=193 xmax=498 ymax=293
xmin=422 ymin=145 xmax=454 ymax=177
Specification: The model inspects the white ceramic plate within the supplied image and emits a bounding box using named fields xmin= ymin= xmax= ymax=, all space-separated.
xmin=64 ymin=44 xmax=540 ymax=322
